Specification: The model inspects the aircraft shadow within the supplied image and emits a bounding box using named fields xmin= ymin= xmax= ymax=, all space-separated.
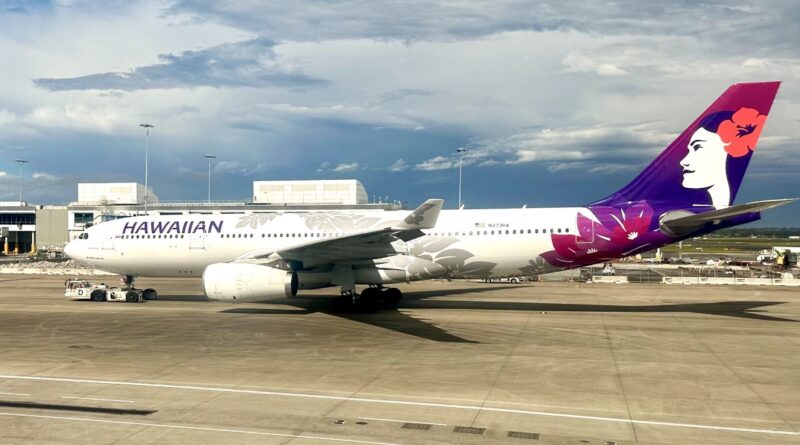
xmin=219 ymin=281 xmax=797 ymax=342
xmin=155 ymin=294 xmax=209 ymax=302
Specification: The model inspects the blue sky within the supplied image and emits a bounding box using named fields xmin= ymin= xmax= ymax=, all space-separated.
xmin=0 ymin=1 xmax=799 ymax=225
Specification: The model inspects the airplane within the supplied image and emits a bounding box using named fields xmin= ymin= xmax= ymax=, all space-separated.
xmin=64 ymin=81 xmax=795 ymax=309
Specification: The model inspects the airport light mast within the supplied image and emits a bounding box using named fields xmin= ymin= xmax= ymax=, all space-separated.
xmin=139 ymin=123 xmax=154 ymax=214
xmin=204 ymin=154 xmax=216 ymax=203
xmin=14 ymin=159 xmax=28 ymax=205
xmin=457 ymin=147 xmax=467 ymax=209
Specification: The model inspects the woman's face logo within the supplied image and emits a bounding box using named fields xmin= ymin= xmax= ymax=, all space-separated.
xmin=680 ymin=128 xmax=728 ymax=190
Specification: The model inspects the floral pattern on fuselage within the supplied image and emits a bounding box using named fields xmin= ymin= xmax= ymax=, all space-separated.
xmin=541 ymin=202 xmax=668 ymax=268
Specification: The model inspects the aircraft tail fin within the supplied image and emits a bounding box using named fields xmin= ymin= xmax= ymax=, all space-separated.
xmin=593 ymin=82 xmax=780 ymax=209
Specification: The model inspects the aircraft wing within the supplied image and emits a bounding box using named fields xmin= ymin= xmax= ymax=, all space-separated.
xmin=234 ymin=199 xmax=444 ymax=268
xmin=660 ymin=198 xmax=796 ymax=235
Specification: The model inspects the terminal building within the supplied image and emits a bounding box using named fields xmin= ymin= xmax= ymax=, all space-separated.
xmin=1 ymin=180 xmax=400 ymax=254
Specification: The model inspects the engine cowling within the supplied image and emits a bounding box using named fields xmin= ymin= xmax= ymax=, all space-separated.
xmin=203 ymin=263 xmax=298 ymax=302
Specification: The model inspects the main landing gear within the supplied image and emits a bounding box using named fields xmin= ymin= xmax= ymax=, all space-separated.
xmin=122 ymin=275 xmax=159 ymax=301
xmin=334 ymin=285 xmax=403 ymax=312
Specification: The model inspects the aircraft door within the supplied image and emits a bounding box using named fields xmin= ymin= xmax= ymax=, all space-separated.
xmin=101 ymin=236 xmax=115 ymax=250
xmin=574 ymin=212 xmax=595 ymax=245
xmin=189 ymin=233 xmax=206 ymax=249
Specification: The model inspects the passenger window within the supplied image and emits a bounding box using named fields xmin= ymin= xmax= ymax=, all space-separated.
xmin=565 ymin=228 xmax=570 ymax=233
xmin=505 ymin=230 xmax=509 ymax=235
xmin=557 ymin=228 xmax=562 ymax=233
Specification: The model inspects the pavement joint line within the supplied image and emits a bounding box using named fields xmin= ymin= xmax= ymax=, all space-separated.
xmin=0 ymin=412 xmax=403 ymax=445
xmin=61 ymin=396 xmax=135 ymax=404
xmin=358 ymin=417 xmax=447 ymax=426
xmin=601 ymin=309 xmax=638 ymax=441
xmin=1 ymin=374 xmax=798 ymax=437
xmin=672 ymin=309 xmax=800 ymax=435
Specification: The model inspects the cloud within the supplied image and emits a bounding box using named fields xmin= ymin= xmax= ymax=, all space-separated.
xmin=387 ymin=158 xmax=408 ymax=172
xmin=0 ymin=170 xmax=78 ymax=202
xmin=506 ymin=149 xmax=589 ymax=164
xmin=0 ymin=171 xmax=6 ymax=177
xmin=562 ymin=53 xmax=628 ymax=76
xmin=546 ymin=162 xmax=637 ymax=174
xmin=32 ymin=172 xmax=56 ymax=180
xmin=317 ymin=161 xmax=360 ymax=173
xmin=332 ymin=162 xmax=359 ymax=172
xmin=415 ymin=156 xmax=454 ymax=171
xmin=463 ymin=122 xmax=674 ymax=167
xmin=33 ymin=38 xmax=324 ymax=91
xmin=170 ymin=1 xmax=800 ymax=56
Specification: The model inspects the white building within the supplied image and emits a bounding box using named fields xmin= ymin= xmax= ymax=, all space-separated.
xmin=253 ymin=180 xmax=368 ymax=205
xmin=77 ymin=183 xmax=158 ymax=206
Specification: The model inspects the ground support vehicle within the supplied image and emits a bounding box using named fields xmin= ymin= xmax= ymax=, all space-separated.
xmin=64 ymin=278 xmax=157 ymax=303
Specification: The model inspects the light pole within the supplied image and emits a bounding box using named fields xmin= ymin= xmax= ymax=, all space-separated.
xmin=204 ymin=154 xmax=216 ymax=203
xmin=14 ymin=159 xmax=28 ymax=204
xmin=456 ymin=147 xmax=467 ymax=209
xmin=139 ymin=123 xmax=154 ymax=214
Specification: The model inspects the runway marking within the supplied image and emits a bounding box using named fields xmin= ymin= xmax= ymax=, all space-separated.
xmin=62 ymin=396 xmax=134 ymax=404
xmin=359 ymin=417 xmax=447 ymax=426
xmin=0 ymin=412 xmax=402 ymax=445
xmin=0 ymin=374 xmax=798 ymax=437
xmin=0 ymin=392 xmax=30 ymax=397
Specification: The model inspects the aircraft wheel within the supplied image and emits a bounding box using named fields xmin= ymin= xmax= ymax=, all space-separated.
xmin=383 ymin=287 xmax=402 ymax=306
xmin=360 ymin=287 xmax=378 ymax=300
xmin=142 ymin=288 xmax=158 ymax=300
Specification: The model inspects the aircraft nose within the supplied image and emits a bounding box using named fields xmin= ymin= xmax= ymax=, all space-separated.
xmin=63 ymin=241 xmax=76 ymax=259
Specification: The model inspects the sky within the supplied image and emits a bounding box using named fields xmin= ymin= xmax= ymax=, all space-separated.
xmin=0 ymin=0 xmax=799 ymax=225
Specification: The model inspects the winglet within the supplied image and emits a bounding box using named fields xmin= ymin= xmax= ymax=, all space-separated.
xmin=393 ymin=199 xmax=444 ymax=230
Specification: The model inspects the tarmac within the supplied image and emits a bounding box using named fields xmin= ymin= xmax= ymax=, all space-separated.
xmin=0 ymin=275 xmax=798 ymax=444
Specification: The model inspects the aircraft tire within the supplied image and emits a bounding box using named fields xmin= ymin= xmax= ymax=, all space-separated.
xmin=383 ymin=287 xmax=402 ymax=306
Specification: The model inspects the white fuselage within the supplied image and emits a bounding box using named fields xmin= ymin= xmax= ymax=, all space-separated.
xmin=66 ymin=207 xmax=583 ymax=281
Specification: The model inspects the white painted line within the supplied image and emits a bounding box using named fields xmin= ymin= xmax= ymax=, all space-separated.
xmin=0 ymin=374 xmax=797 ymax=437
xmin=359 ymin=417 xmax=447 ymax=426
xmin=0 ymin=392 xmax=30 ymax=397
xmin=62 ymin=396 xmax=134 ymax=404
xmin=0 ymin=412 xmax=402 ymax=445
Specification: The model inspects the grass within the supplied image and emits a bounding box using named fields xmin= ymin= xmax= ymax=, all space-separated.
xmin=659 ymin=237 xmax=800 ymax=255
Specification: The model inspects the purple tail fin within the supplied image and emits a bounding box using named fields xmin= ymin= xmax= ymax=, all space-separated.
xmin=593 ymin=82 xmax=780 ymax=209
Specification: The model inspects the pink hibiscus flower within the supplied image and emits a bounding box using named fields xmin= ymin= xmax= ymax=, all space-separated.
xmin=717 ymin=107 xmax=767 ymax=158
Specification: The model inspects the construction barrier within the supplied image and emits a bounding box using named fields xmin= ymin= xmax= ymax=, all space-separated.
xmin=591 ymin=276 xmax=629 ymax=284
xmin=662 ymin=276 xmax=800 ymax=286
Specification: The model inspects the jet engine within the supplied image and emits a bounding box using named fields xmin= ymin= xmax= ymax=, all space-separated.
xmin=203 ymin=263 xmax=298 ymax=302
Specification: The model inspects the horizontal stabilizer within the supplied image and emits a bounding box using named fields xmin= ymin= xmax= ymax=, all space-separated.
xmin=660 ymin=199 xmax=796 ymax=235
xmin=392 ymin=199 xmax=444 ymax=230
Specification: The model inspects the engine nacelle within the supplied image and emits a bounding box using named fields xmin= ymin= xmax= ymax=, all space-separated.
xmin=203 ymin=263 xmax=298 ymax=303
